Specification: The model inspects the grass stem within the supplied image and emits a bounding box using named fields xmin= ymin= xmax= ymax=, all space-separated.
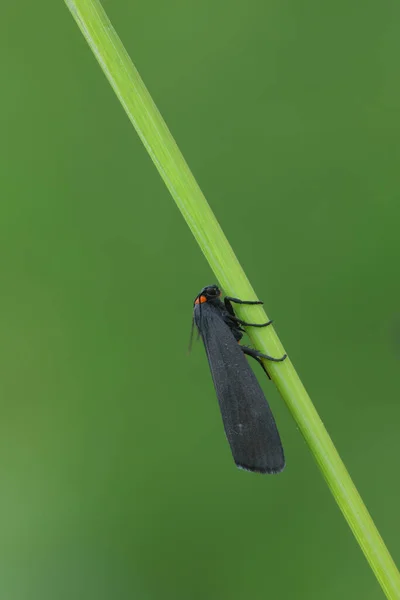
xmin=65 ymin=1 xmax=400 ymax=597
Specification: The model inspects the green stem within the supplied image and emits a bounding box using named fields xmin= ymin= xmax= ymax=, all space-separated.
xmin=65 ymin=1 xmax=400 ymax=597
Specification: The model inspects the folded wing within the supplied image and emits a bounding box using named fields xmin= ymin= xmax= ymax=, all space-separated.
xmin=195 ymin=303 xmax=285 ymax=474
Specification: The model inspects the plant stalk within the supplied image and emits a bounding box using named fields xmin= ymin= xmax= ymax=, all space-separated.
xmin=65 ymin=1 xmax=400 ymax=597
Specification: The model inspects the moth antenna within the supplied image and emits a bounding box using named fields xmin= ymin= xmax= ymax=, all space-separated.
xmin=188 ymin=315 xmax=196 ymax=354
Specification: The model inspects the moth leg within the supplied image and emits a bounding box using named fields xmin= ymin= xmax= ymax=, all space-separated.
xmin=223 ymin=298 xmax=236 ymax=317
xmin=234 ymin=318 xmax=273 ymax=328
xmin=241 ymin=345 xmax=287 ymax=363
xmin=225 ymin=296 xmax=263 ymax=305
xmin=224 ymin=297 xmax=270 ymax=327
xmin=241 ymin=348 xmax=272 ymax=380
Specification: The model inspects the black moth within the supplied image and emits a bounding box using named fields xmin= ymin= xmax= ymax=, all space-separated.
xmin=193 ymin=284 xmax=286 ymax=474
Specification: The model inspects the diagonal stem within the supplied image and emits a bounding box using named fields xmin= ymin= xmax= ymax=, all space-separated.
xmin=64 ymin=1 xmax=400 ymax=597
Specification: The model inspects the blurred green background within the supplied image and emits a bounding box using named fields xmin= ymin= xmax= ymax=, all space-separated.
xmin=1 ymin=1 xmax=400 ymax=598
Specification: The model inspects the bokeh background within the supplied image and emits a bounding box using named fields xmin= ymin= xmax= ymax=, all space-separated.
xmin=1 ymin=1 xmax=400 ymax=598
